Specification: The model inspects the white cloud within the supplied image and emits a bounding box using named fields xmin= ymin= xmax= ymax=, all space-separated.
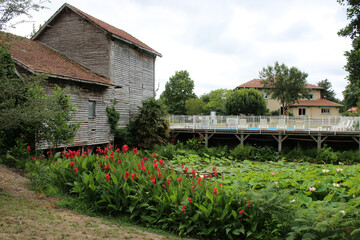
xmin=7 ymin=0 xmax=352 ymax=100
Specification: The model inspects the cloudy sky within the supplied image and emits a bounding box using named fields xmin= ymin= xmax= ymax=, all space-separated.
xmin=9 ymin=0 xmax=352 ymax=99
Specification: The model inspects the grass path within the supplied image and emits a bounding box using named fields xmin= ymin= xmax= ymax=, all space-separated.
xmin=0 ymin=164 xmax=180 ymax=240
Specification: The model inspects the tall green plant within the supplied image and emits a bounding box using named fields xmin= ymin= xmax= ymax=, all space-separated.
xmin=133 ymin=98 xmax=170 ymax=148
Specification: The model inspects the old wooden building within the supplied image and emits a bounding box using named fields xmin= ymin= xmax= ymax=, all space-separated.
xmin=7 ymin=3 xmax=161 ymax=148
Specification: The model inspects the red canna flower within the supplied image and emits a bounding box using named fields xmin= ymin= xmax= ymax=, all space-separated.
xmin=192 ymin=169 xmax=197 ymax=178
xmin=26 ymin=146 xmax=31 ymax=151
xmin=98 ymin=164 xmax=102 ymax=168
xmin=133 ymin=148 xmax=138 ymax=154
xmin=70 ymin=161 xmax=75 ymax=167
xmin=181 ymin=162 xmax=185 ymax=168
xmin=203 ymin=174 xmax=207 ymax=179
xmin=188 ymin=198 xmax=192 ymax=204
xmin=147 ymin=170 xmax=150 ymax=174
xmin=150 ymin=174 xmax=156 ymax=184
xmin=212 ymin=166 xmax=216 ymax=172
xmin=153 ymin=162 xmax=158 ymax=170
xmin=118 ymin=159 xmax=122 ymax=164
xmin=208 ymin=174 xmax=213 ymax=178
xmin=158 ymin=172 xmax=163 ymax=178
xmin=87 ymin=149 xmax=92 ymax=154
xmin=239 ymin=210 xmax=244 ymax=215
xmin=248 ymin=200 xmax=251 ymax=207
xmin=185 ymin=167 xmax=188 ymax=172
xmin=131 ymin=173 xmax=136 ymax=180
xmin=104 ymin=163 xmax=110 ymax=171
xmin=105 ymin=173 xmax=110 ymax=181
xmin=213 ymin=187 xmax=217 ymax=195
xmin=166 ymin=178 xmax=171 ymax=186
xmin=116 ymin=148 xmax=120 ymax=152
xmin=181 ymin=205 xmax=186 ymax=212
xmin=192 ymin=185 xmax=195 ymax=191
xmin=214 ymin=172 xmax=218 ymax=177
xmin=73 ymin=167 xmax=78 ymax=174
xmin=55 ymin=161 xmax=58 ymax=164
xmin=159 ymin=159 xmax=164 ymax=166
xmin=96 ymin=146 xmax=101 ymax=152
xmin=122 ymin=144 xmax=129 ymax=153
xmin=152 ymin=152 xmax=157 ymax=158
xmin=47 ymin=150 xmax=52 ymax=156
xmin=109 ymin=144 xmax=113 ymax=149
xmin=162 ymin=184 xmax=166 ymax=188
xmin=197 ymin=178 xmax=202 ymax=185
xmin=124 ymin=171 xmax=129 ymax=180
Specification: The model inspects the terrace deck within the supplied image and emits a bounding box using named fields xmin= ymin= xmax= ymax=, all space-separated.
xmin=168 ymin=116 xmax=360 ymax=151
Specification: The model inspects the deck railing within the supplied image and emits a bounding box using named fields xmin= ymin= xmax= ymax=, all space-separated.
xmin=167 ymin=115 xmax=360 ymax=132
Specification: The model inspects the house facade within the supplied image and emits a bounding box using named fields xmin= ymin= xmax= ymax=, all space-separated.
xmin=237 ymin=79 xmax=343 ymax=116
xmin=5 ymin=3 xmax=161 ymax=148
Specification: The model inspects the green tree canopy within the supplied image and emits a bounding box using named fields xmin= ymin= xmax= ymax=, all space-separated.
xmin=225 ymin=88 xmax=267 ymax=115
xmin=185 ymin=98 xmax=205 ymax=115
xmin=132 ymin=98 xmax=169 ymax=148
xmin=0 ymin=46 xmax=79 ymax=151
xmin=337 ymin=0 xmax=360 ymax=108
xmin=0 ymin=0 xmax=47 ymax=30
xmin=201 ymin=89 xmax=231 ymax=115
xmin=317 ymin=79 xmax=337 ymax=102
xmin=259 ymin=61 xmax=311 ymax=115
xmin=160 ymin=70 xmax=197 ymax=115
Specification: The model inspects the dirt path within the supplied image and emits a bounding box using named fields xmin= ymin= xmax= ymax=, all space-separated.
xmin=0 ymin=164 xmax=177 ymax=240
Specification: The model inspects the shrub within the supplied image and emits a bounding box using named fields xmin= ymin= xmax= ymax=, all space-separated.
xmin=316 ymin=145 xmax=338 ymax=164
xmin=230 ymin=144 xmax=254 ymax=160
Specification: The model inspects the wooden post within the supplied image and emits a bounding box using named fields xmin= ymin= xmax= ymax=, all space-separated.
xmin=310 ymin=135 xmax=328 ymax=149
xmin=204 ymin=133 xmax=214 ymax=148
xmin=235 ymin=133 xmax=250 ymax=146
xmin=272 ymin=135 xmax=288 ymax=152
xmin=352 ymin=137 xmax=360 ymax=151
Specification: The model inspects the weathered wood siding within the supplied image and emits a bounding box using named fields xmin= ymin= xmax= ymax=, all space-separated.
xmin=38 ymin=79 xmax=113 ymax=149
xmin=110 ymin=40 xmax=155 ymax=127
xmin=36 ymin=9 xmax=110 ymax=79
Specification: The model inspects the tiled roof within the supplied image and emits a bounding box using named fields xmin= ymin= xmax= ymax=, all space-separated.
xmin=33 ymin=3 xmax=161 ymax=57
xmin=290 ymin=98 xmax=343 ymax=107
xmin=5 ymin=33 xmax=115 ymax=86
xmin=237 ymin=79 xmax=324 ymax=89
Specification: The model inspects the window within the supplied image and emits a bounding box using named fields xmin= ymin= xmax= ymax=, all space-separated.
xmin=309 ymin=94 xmax=313 ymax=99
xmin=321 ymin=108 xmax=330 ymax=114
xmin=89 ymin=101 xmax=96 ymax=118
xmin=298 ymin=108 xmax=306 ymax=116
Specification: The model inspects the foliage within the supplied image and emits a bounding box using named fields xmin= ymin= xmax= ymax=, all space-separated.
xmin=185 ymin=98 xmax=205 ymax=115
xmin=337 ymin=0 xmax=360 ymax=109
xmin=133 ymin=98 xmax=170 ymax=148
xmin=259 ymin=61 xmax=311 ymax=115
xmin=225 ymin=88 xmax=267 ymax=115
xmin=0 ymin=0 xmax=48 ymax=30
xmin=106 ymin=100 xmax=120 ymax=134
xmin=317 ymin=79 xmax=337 ymax=102
xmin=316 ymin=145 xmax=339 ymax=164
xmin=160 ymin=70 xmax=197 ymax=115
xmin=201 ymin=89 xmax=231 ymax=115
xmin=43 ymin=85 xmax=80 ymax=148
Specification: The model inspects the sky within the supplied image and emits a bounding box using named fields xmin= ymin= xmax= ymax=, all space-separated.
xmin=8 ymin=0 xmax=353 ymax=100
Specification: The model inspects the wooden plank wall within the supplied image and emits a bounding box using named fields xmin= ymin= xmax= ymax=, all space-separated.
xmin=110 ymin=40 xmax=155 ymax=127
xmin=37 ymin=80 xmax=112 ymax=149
xmin=36 ymin=9 xmax=110 ymax=79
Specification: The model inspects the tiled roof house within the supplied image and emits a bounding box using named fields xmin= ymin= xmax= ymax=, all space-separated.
xmin=3 ymin=3 xmax=161 ymax=148
xmin=237 ymin=79 xmax=343 ymax=116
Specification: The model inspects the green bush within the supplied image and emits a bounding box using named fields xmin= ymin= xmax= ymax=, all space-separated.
xmin=316 ymin=145 xmax=338 ymax=164
xmin=230 ymin=144 xmax=254 ymax=160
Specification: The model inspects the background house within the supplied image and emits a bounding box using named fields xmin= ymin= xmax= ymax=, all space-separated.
xmin=237 ymin=79 xmax=343 ymax=116
xmin=5 ymin=3 xmax=161 ymax=149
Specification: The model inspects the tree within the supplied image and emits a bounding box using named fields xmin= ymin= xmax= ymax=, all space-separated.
xmin=160 ymin=70 xmax=197 ymax=115
xmin=317 ymin=79 xmax=337 ymax=102
xmin=201 ymin=89 xmax=231 ymax=115
xmin=337 ymin=0 xmax=360 ymax=108
xmin=0 ymin=46 xmax=79 ymax=152
xmin=259 ymin=61 xmax=311 ymax=115
xmin=225 ymin=88 xmax=267 ymax=115
xmin=0 ymin=0 xmax=47 ymax=30
xmin=42 ymin=85 xmax=80 ymax=148
xmin=185 ymin=98 xmax=205 ymax=115
xmin=132 ymin=98 xmax=169 ymax=148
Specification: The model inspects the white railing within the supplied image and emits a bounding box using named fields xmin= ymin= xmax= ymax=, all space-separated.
xmin=167 ymin=115 xmax=360 ymax=132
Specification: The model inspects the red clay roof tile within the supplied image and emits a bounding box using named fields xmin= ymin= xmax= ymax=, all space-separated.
xmin=237 ymin=79 xmax=324 ymax=89
xmin=290 ymin=98 xmax=343 ymax=107
xmin=5 ymin=33 xmax=115 ymax=86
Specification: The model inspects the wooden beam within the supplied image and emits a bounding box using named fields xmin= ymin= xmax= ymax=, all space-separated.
xmin=272 ymin=135 xmax=288 ymax=152
xmin=310 ymin=135 xmax=328 ymax=149
xmin=204 ymin=133 xmax=214 ymax=148
xmin=235 ymin=133 xmax=250 ymax=146
xmin=352 ymin=137 xmax=360 ymax=151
